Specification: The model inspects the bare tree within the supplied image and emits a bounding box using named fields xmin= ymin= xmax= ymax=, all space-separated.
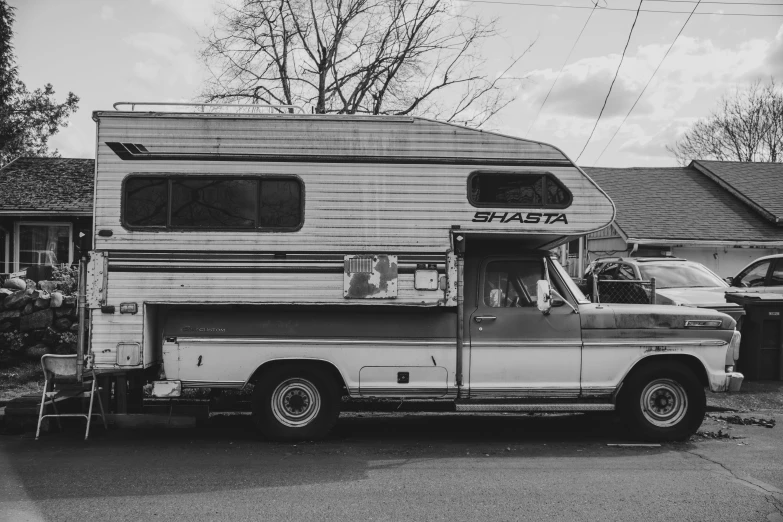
xmin=668 ymin=79 xmax=783 ymax=165
xmin=199 ymin=0 xmax=528 ymax=126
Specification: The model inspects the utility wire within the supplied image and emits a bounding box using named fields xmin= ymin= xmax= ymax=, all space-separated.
xmin=575 ymin=0 xmax=644 ymax=163
xmin=462 ymin=0 xmax=783 ymax=16
xmin=526 ymin=2 xmax=598 ymax=137
xmin=593 ymin=0 xmax=703 ymax=165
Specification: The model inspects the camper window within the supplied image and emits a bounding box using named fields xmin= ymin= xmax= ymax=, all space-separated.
xmin=122 ymin=175 xmax=303 ymax=231
xmin=468 ymin=172 xmax=572 ymax=209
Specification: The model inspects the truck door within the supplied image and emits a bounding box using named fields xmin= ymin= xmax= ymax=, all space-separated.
xmin=467 ymin=256 xmax=582 ymax=398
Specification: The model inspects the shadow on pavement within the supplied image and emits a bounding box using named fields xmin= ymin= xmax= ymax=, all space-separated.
xmin=0 ymin=411 xmax=680 ymax=503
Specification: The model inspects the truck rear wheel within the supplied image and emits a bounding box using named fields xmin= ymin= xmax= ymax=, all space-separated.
xmin=618 ymin=361 xmax=705 ymax=442
xmin=252 ymin=365 xmax=340 ymax=441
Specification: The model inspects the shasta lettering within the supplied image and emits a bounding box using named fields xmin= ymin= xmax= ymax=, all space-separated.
xmin=472 ymin=212 xmax=568 ymax=224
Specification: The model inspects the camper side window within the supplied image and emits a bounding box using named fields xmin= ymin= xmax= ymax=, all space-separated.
xmin=123 ymin=175 xmax=303 ymax=231
xmin=468 ymin=172 xmax=572 ymax=209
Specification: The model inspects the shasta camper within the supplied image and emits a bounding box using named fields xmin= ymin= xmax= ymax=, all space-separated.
xmin=82 ymin=105 xmax=743 ymax=441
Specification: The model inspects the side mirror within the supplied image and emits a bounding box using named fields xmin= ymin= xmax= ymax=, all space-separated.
xmin=537 ymin=280 xmax=552 ymax=315
xmin=724 ymin=276 xmax=734 ymax=286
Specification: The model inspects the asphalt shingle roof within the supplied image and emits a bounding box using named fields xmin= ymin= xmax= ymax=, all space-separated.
xmin=0 ymin=157 xmax=94 ymax=214
xmin=692 ymin=160 xmax=783 ymax=225
xmin=583 ymin=166 xmax=783 ymax=243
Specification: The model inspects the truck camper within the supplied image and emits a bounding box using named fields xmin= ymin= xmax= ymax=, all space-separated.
xmin=81 ymin=103 xmax=743 ymax=441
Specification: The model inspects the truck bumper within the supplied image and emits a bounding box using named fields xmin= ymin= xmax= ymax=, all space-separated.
xmin=709 ymin=371 xmax=744 ymax=393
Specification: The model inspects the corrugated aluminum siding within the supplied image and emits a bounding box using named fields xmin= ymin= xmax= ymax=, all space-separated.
xmin=93 ymin=113 xmax=614 ymax=253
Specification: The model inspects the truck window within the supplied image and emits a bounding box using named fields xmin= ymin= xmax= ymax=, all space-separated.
xmin=468 ymin=172 xmax=572 ymax=209
xmin=483 ymin=260 xmax=543 ymax=307
xmin=123 ymin=175 xmax=303 ymax=231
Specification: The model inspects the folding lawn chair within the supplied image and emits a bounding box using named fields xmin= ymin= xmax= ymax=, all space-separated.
xmin=35 ymin=354 xmax=107 ymax=441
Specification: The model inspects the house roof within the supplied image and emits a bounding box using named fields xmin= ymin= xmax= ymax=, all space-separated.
xmin=691 ymin=160 xmax=783 ymax=225
xmin=0 ymin=157 xmax=94 ymax=215
xmin=582 ymin=166 xmax=783 ymax=244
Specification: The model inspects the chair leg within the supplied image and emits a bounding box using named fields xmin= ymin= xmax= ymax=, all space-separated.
xmin=85 ymin=378 xmax=96 ymax=441
xmin=95 ymin=382 xmax=108 ymax=430
xmin=35 ymin=379 xmax=49 ymax=441
xmin=50 ymin=399 xmax=63 ymax=431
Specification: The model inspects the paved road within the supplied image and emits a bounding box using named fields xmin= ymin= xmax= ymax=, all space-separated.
xmin=1 ymin=412 xmax=782 ymax=522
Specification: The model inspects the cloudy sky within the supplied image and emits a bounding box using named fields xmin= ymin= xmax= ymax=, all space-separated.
xmin=10 ymin=0 xmax=783 ymax=167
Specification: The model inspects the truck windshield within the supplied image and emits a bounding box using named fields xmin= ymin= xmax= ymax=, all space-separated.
xmin=638 ymin=262 xmax=727 ymax=289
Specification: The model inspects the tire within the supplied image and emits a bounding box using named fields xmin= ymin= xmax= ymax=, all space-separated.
xmin=618 ymin=361 xmax=706 ymax=442
xmin=252 ymin=364 xmax=340 ymax=441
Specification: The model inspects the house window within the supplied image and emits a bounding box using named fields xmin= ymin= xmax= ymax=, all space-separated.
xmin=123 ymin=175 xmax=303 ymax=231
xmin=468 ymin=171 xmax=572 ymax=209
xmin=14 ymin=222 xmax=73 ymax=271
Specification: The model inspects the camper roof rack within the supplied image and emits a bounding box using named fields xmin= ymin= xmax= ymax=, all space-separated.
xmin=112 ymin=101 xmax=306 ymax=114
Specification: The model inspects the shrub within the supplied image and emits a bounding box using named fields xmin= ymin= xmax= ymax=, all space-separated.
xmin=52 ymin=264 xmax=79 ymax=295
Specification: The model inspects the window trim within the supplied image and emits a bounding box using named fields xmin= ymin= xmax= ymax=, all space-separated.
xmin=13 ymin=221 xmax=73 ymax=272
xmin=466 ymin=170 xmax=573 ymax=209
xmin=479 ymin=256 xmax=546 ymax=309
xmin=770 ymin=258 xmax=783 ymax=286
xmin=121 ymin=173 xmax=305 ymax=232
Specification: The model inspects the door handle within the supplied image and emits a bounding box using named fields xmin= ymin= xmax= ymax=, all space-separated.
xmin=474 ymin=315 xmax=497 ymax=323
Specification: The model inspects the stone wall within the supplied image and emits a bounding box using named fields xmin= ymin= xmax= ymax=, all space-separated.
xmin=0 ymin=277 xmax=79 ymax=365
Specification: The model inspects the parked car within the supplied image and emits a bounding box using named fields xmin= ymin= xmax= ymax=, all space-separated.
xmin=728 ymin=254 xmax=783 ymax=293
xmin=582 ymin=257 xmax=745 ymax=322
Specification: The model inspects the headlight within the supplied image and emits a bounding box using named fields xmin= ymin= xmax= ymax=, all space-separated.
xmin=729 ymin=330 xmax=741 ymax=362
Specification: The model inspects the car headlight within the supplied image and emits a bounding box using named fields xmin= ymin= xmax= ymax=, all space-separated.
xmin=729 ymin=330 xmax=741 ymax=362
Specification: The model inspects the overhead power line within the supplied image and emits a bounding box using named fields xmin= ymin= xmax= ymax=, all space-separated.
xmin=525 ymin=3 xmax=598 ymax=137
xmin=576 ymin=0 xmax=644 ymax=162
xmin=593 ymin=0 xmax=704 ymax=165
xmin=462 ymin=0 xmax=783 ymax=16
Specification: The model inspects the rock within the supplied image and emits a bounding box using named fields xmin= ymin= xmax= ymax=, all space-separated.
xmin=0 ymin=322 xmax=12 ymax=332
xmin=50 ymin=292 xmax=63 ymax=308
xmin=4 ymin=291 xmax=31 ymax=310
xmin=3 ymin=278 xmax=26 ymax=291
xmin=29 ymin=290 xmax=48 ymax=300
xmin=33 ymin=297 xmax=51 ymax=311
xmin=63 ymin=296 xmax=77 ymax=307
xmin=24 ymin=343 xmax=48 ymax=359
xmin=22 ymin=303 xmax=34 ymax=315
xmin=54 ymin=317 xmax=72 ymax=331
xmin=54 ymin=307 xmax=72 ymax=318
xmin=0 ymin=288 xmax=14 ymax=299
xmin=20 ymin=309 xmax=54 ymax=332
xmin=69 ymin=322 xmax=80 ymax=333
xmin=38 ymin=281 xmax=59 ymax=293
xmin=24 ymin=279 xmax=36 ymax=295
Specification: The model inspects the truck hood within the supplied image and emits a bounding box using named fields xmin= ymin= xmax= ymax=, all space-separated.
xmin=580 ymin=303 xmax=736 ymax=330
xmin=655 ymin=287 xmax=739 ymax=309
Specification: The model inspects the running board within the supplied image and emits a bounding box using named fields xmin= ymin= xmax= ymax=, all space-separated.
xmin=455 ymin=403 xmax=615 ymax=412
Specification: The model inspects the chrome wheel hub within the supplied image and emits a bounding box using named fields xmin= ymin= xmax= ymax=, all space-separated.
xmin=640 ymin=378 xmax=688 ymax=428
xmin=271 ymin=378 xmax=321 ymax=428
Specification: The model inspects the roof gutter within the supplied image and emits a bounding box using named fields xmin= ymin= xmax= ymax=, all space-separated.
xmin=626 ymin=238 xmax=783 ymax=248
xmin=0 ymin=211 xmax=92 ymax=216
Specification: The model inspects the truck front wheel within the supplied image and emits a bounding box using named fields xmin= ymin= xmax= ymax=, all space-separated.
xmin=618 ymin=361 xmax=706 ymax=442
xmin=252 ymin=365 xmax=340 ymax=441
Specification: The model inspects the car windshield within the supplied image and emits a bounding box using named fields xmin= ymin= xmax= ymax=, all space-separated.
xmin=638 ymin=262 xmax=727 ymax=289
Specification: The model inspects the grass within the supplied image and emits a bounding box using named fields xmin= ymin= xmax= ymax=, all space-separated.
xmin=0 ymin=361 xmax=44 ymax=403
